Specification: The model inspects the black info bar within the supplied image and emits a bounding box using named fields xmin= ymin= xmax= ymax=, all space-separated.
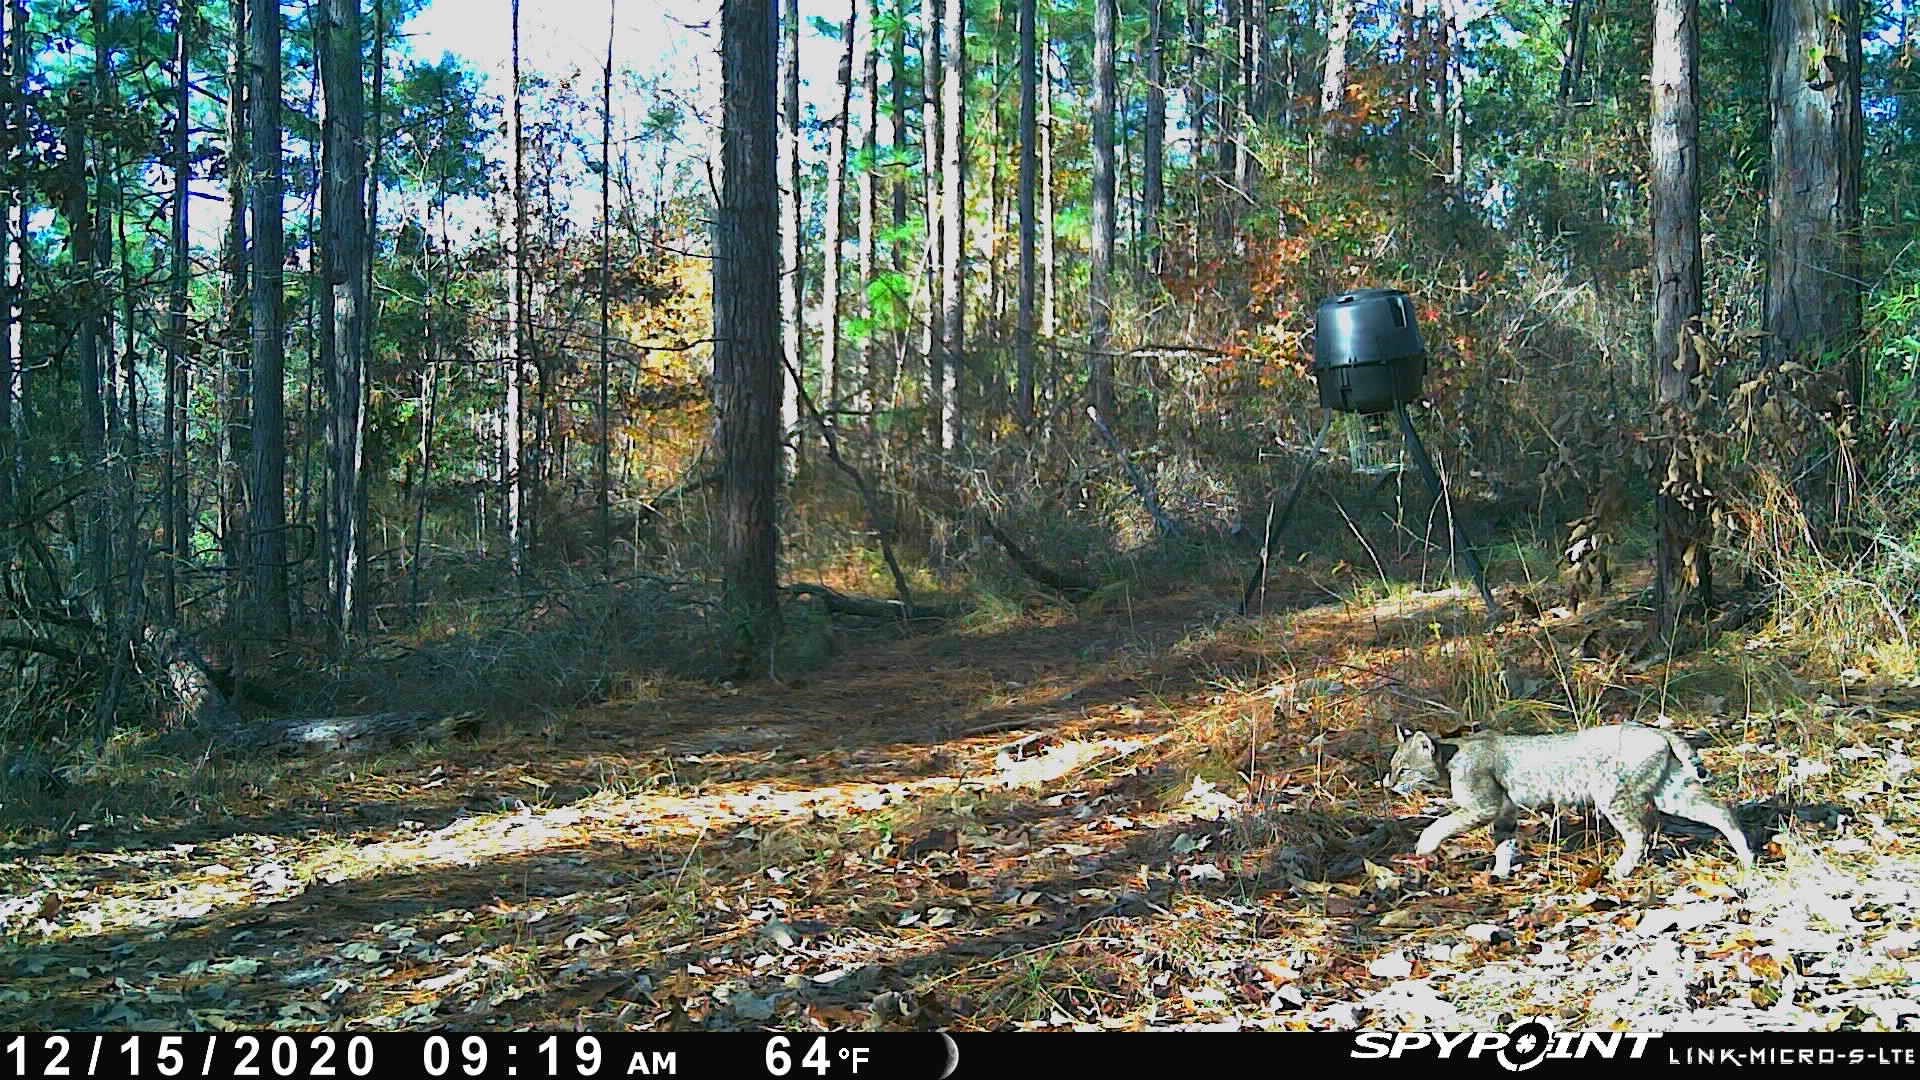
xmin=0 ymin=1029 xmax=1915 ymax=1080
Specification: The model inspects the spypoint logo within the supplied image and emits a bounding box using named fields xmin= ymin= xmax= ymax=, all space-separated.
xmin=1496 ymin=1022 xmax=1551 ymax=1072
xmin=1349 ymin=1022 xmax=1657 ymax=1068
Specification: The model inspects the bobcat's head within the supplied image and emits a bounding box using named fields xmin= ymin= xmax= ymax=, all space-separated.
xmin=1383 ymin=727 xmax=1444 ymax=795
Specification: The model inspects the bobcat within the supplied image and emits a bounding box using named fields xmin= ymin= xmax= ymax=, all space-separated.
xmin=1384 ymin=724 xmax=1755 ymax=881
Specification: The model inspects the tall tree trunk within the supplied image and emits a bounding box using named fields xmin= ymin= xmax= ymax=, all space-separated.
xmin=165 ymin=0 xmax=193 ymax=618
xmin=1039 ymin=24 xmax=1055 ymax=349
xmin=715 ymin=0 xmax=782 ymax=667
xmin=0 ymin=0 xmax=13 ymax=526
xmin=939 ymin=0 xmax=965 ymax=449
xmin=1766 ymin=0 xmax=1864 ymax=469
xmin=4 ymin=0 xmax=18 ymax=496
xmin=858 ymin=0 xmax=879 ymax=420
xmin=360 ymin=0 xmax=384 ymax=619
xmin=1442 ymin=0 xmax=1463 ymax=190
xmin=1185 ymin=0 xmax=1209 ymax=226
xmin=599 ymin=0 xmax=614 ymax=573
xmin=1142 ymin=0 xmax=1166 ymax=279
xmin=321 ymin=0 xmax=366 ymax=639
xmin=249 ymin=0 xmax=288 ymax=635
xmin=1235 ymin=0 xmax=1258 ymax=199
xmin=504 ymin=0 xmax=526 ymax=576
xmin=1016 ymin=0 xmax=1037 ymax=428
xmin=819 ymin=3 xmax=857 ymax=416
xmin=921 ymin=0 xmax=944 ymax=444
xmin=886 ymin=0 xmax=908 ymax=411
xmin=1651 ymin=0 xmax=1708 ymax=623
xmin=67 ymin=3 xmax=108 ymax=621
xmin=1317 ymin=0 xmax=1353 ymax=168
xmin=1216 ymin=0 xmax=1239 ymax=232
xmin=1089 ymin=0 xmax=1116 ymax=426
xmin=780 ymin=0 xmax=803 ymax=476
xmin=1560 ymin=0 xmax=1589 ymax=107
xmin=221 ymin=0 xmax=250 ymax=621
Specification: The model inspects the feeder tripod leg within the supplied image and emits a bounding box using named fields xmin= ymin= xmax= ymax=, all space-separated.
xmin=1241 ymin=414 xmax=1336 ymax=615
xmin=1394 ymin=403 xmax=1501 ymax=621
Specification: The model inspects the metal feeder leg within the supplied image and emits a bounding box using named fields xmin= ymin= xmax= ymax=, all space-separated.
xmin=1241 ymin=414 xmax=1336 ymax=615
xmin=1394 ymin=402 xmax=1500 ymax=620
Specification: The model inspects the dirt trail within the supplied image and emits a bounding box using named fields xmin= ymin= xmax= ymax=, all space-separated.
xmin=0 ymin=585 xmax=1915 ymax=1031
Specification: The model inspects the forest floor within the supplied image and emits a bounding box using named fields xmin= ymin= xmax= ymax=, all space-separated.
xmin=2 ymin=561 xmax=1918 ymax=1032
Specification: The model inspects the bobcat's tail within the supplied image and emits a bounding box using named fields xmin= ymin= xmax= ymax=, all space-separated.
xmin=1661 ymin=730 xmax=1709 ymax=780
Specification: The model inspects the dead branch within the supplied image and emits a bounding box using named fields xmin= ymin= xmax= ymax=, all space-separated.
xmin=1087 ymin=405 xmax=1186 ymax=539
xmin=780 ymin=353 xmax=921 ymax=616
xmin=784 ymin=583 xmax=967 ymax=621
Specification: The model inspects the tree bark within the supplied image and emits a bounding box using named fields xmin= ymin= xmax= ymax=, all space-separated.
xmin=1317 ymin=0 xmax=1353 ymax=168
xmin=321 ymin=0 xmax=366 ymax=640
xmin=1142 ymin=0 xmax=1166 ymax=280
xmin=1651 ymin=0 xmax=1709 ymax=623
xmin=715 ymin=0 xmax=783 ymax=665
xmin=599 ymin=0 xmax=615 ymax=573
xmin=1016 ymin=0 xmax=1037 ymax=428
xmin=250 ymin=0 xmax=288 ymax=636
xmin=0 ymin=0 xmax=13 ymax=527
xmin=4 ymin=0 xmax=18 ymax=496
xmin=1089 ymin=0 xmax=1117 ymax=426
xmin=921 ymin=0 xmax=944 ymax=445
xmin=504 ymin=0 xmax=527 ymax=577
xmin=220 ymin=0 xmax=250 ymax=621
xmin=1766 ymin=0 xmax=1864 ymax=421
xmin=780 ymin=0 xmax=803 ymax=476
xmin=1040 ymin=20 xmax=1056 ymax=347
xmin=820 ymin=3 xmax=857 ymax=416
xmin=164 ymin=0 xmax=193 ymax=618
xmin=858 ymin=0 xmax=879 ymax=420
xmin=68 ymin=6 xmax=108 ymax=622
xmin=1560 ymin=0 xmax=1589 ymax=106
xmin=939 ymin=0 xmax=966 ymax=450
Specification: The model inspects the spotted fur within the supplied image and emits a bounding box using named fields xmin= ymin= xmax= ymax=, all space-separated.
xmin=1384 ymin=724 xmax=1754 ymax=881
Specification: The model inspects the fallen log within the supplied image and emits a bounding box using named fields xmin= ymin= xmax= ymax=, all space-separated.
xmin=143 ymin=625 xmax=245 ymax=731
xmin=785 ymin=583 xmax=968 ymax=622
xmin=143 ymin=625 xmax=479 ymax=755
xmin=258 ymin=710 xmax=483 ymax=755
xmin=974 ymin=517 xmax=1096 ymax=600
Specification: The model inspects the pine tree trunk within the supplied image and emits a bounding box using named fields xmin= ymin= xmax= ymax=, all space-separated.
xmin=1560 ymin=0 xmax=1589 ymax=106
xmin=1185 ymin=0 xmax=1209 ymax=227
xmin=780 ymin=0 xmax=803 ymax=476
xmin=1142 ymin=0 xmax=1166 ymax=279
xmin=599 ymin=0 xmax=614 ymax=572
xmin=820 ymin=3 xmax=857 ymax=416
xmin=164 ymin=0 xmax=193 ymax=619
xmin=939 ymin=0 xmax=966 ymax=450
xmin=715 ymin=0 xmax=783 ymax=667
xmin=1766 ymin=0 xmax=1864 ymax=417
xmin=1040 ymin=22 xmax=1055 ymax=346
xmin=504 ymin=0 xmax=526 ymax=576
xmin=250 ymin=0 xmax=288 ymax=636
xmin=858 ymin=0 xmax=879 ymax=420
xmin=1016 ymin=0 xmax=1037 ymax=428
xmin=0 ymin=0 xmax=13 ymax=527
xmin=1317 ymin=0 xmax=1353 ymax=168
xmin=922 ymin=0 xmax=944 ymax=444
xmin=1651 ymin=0 xmax=1708 ymax=622
xmin=221 ymin=0 xmax=250 ymax=622
xmin=70 ymin=3 xmax=109 ymax=622
xmin=321 ymin=0 xmax=366 ymax=639
xmin=1089 ymin=0 xmax=1117 ymax=426
xmin=4 ymin=0 xmax=19 ymax=497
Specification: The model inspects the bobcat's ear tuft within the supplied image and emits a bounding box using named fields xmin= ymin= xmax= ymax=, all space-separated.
xmin=1395 ymin=725 xmax=1411 ymax=742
